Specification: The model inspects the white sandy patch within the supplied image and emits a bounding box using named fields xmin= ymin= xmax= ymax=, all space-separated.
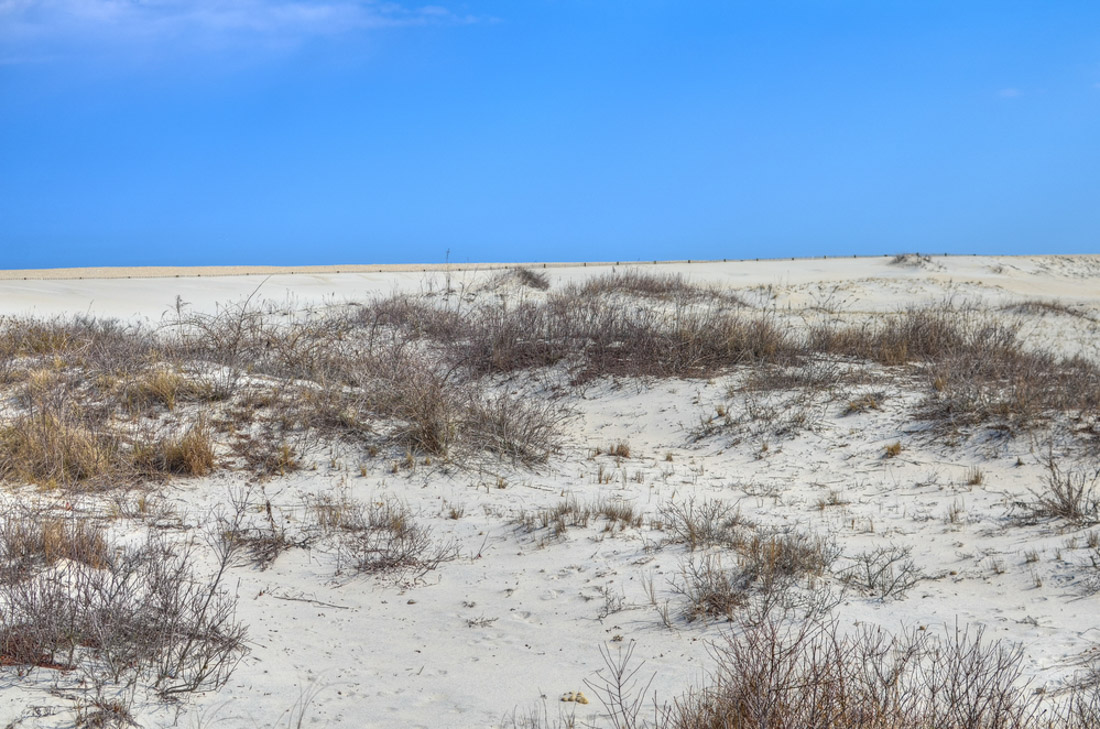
xmin=1 ymin=255 xmax=1098 ymax=727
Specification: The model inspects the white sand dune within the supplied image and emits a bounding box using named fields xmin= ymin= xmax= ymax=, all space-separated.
xmin=1 ymin=255 xmax=1098 ymax=728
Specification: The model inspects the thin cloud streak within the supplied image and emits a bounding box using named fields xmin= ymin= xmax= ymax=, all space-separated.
xmin=1 ymin=0 xmax=478 ymax=52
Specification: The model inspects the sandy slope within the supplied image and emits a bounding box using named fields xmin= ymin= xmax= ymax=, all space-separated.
xmin=1 ymin=255 xmax=1099 ymax=728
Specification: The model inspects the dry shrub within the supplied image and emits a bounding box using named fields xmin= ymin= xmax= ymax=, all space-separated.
xmin=740 ymin=530 xmax=837 ymax=581
xmin=582 ymin=306 xmax=789 ymax=380
xmin=665 ymin=618 xmax=1045 ymax=729
xmin=240 ymin=438 xmax=300 ymax=476
xmin=514 ymin=267 xmax=551 ymax=291
xmin=165 ymin=291 xmax=310 ymax=397
xmin=387 ymin=368 xmax=460 ymax=456
xmin=462 ymin=393 xmax=565 ymax=465
xmin=308 ymin=490 xmax=361 ymax=532
xmin=660 ymin=498 xmax=747 ymax=551
xmin=678 ymin=553 xmax=755 ymax=622
xmin=577 ymin=270 xmax=729 ymax=301
xmin=217 ymin=490 xmax=307 ymax=570
xmin=676 ymin=530 xmax=837 ymax=623
xmin=0 ymin=407 xmax=124 ymax=488
xmin=607 ymin=441 xmax=632 ymax=459
xmin=0 ymin=316 xmax=154 ymax=385
xmin=845 ymin=392 xmax=883 ymax=414
xmin=310 ymin=494 xmax=457 ymax=578
xmin=812 ymin=306 xmax=1100 ymax=433
xmin=336 ymin=344 xmax=461 ymax=457
xmin=1003 ymin=299 xmax=1095 ymax=321
xmin=840 ymin=544 xmax=922 ymax=599
xmin=1023 ymin=458 xmax=1099 ymax=525
xmin=455 ymin=276 xmax=782 ymax=380
xmin=595 ymin=499 xmax=643 ymax=529
xmin=460 ymin=299 xmax=566 ymax=376
xmin=0 ymin=531 xmax=246 ymax=696
xmin=123 ymin=368 xmax=211 ymax=411
xmin=357 ymin=294 xmax=466 ymax=344
xmin=134 ymin=422 xmax=216 ymax=477
xmin=0 ymin=507 xmax=110 ymax=583
xmin=483 ymin=267 xmax=551 ymax=292
xmin=890 ymin=252 xmax=933 ymax=266
xmin=336 ymin=341 xmax=566 ymax=462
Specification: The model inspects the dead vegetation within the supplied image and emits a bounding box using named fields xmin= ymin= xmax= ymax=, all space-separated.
xmin=3 ymin=274 xmax=1098 ymax=494
xmin=564 ymin=614 xmax=1100 ymax=729
xmin=312 ymin=493 xmax=459 ymax=579
xmin=2 ymin=269 xmax=1100 ymax=727
xmin=674 ymin=528 xmax=839 ymax=624
xmin=0 ymin=504 xmax=246 ymax=705
xmin=657 ymin=617 xmax=1100 ymax=729
xmin=514 ymin=497 xmax=644 ymax=542
xmin=1022 ymin=457 xmax=1100 ymax=526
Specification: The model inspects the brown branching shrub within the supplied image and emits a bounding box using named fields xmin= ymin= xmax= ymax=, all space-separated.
xmin=1023 ymin=458 xmax=1100 ymax=525
xmin=462 ymin=393 xmax=565 ymax=465
xmin=659 ymin=499 xmax=748 ymax=551
xmin=0 ymin=316 xmax=153 ymax=372
xmin=840 ymin=544 xmax=922 ymax=599
xmin=459 ymin=299 xmax=567 ymax=376
xmin=740 ymin=530 xmax=838 ymax=581
xmin=0 ymin=530 xmax=246 ymax=697
xmin=309 ymin=494 xmax=458 ymax=578
xmin=122 ymin=368 xmax=212 ymax=411
xmin=664 ymin=618 xmax=1044 ymax=729
xmin=677 ymin=553 xmax=755 ymax=622
xmin=356 ymin=295 xmax=466 ymax=344
xmin=812 ymin=306 xmax=1100 ymax=434
xmin=0 ymin=406 xmax=125 ymax=488
xmin=577 ymin=271 xmax=740 ymax=304
xmin=0 ymin=507 xmax=111 ymax=583
xmin=675 ymin=529 xmax=838 ymax=623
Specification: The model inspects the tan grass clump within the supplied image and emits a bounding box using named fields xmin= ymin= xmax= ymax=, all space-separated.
xmin=0 ymin=410 xmax=123 ymax=488
xmin=134 ymin=422 xmax=216 ymax=477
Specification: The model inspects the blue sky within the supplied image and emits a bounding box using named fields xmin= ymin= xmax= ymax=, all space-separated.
xmin=2 ymin=1 xmax=1098 ymax=268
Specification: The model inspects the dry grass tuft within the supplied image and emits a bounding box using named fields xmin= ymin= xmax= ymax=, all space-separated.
xmin=1024 ymin=458 xmax=1100 ymax=525
xmin=135 ymin=422 xmax=216 ymax=477
xmin=0 ymin=507 xmax=111 ymax=582
xmin=0 ymin=408 xmax=124 ymax=488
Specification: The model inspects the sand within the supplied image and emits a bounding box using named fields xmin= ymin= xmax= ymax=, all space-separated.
xmin=1 ymin=255 xmax=1098 ymax=728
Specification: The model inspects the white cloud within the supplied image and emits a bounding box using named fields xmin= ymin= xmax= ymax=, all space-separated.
xmin=998 ymin=88 xmax=1022 ymax=99
xmin=0 ymin=0 xmax=476 ymax=55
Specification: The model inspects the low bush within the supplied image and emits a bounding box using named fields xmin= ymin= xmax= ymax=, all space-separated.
xmin=665 ymin=618 xmax=1045 ymax=729
xmin=659 ymin=498 xmax=747 ymax=551
xmin=0 ymin=528 xmax=246 ymax=697
xmin=813 ymin=306 xmax=1100 ymax=433
xmin=0 ymin=406 xmax=125 ymax=488
xmin=840 ymin=544 xmax=922 ymax=599
xmin=1024 ymin=458 xmax=1100 ymax=525
xmin=675 ymin=529 xmax=837 ymax=624
xmin=135 ymin=422 xmax=217 ymax=477
xmin=308 ymin=493 xmax=458 ymax=579
xmin=0 ymin=507 xmax=111 ymax=583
